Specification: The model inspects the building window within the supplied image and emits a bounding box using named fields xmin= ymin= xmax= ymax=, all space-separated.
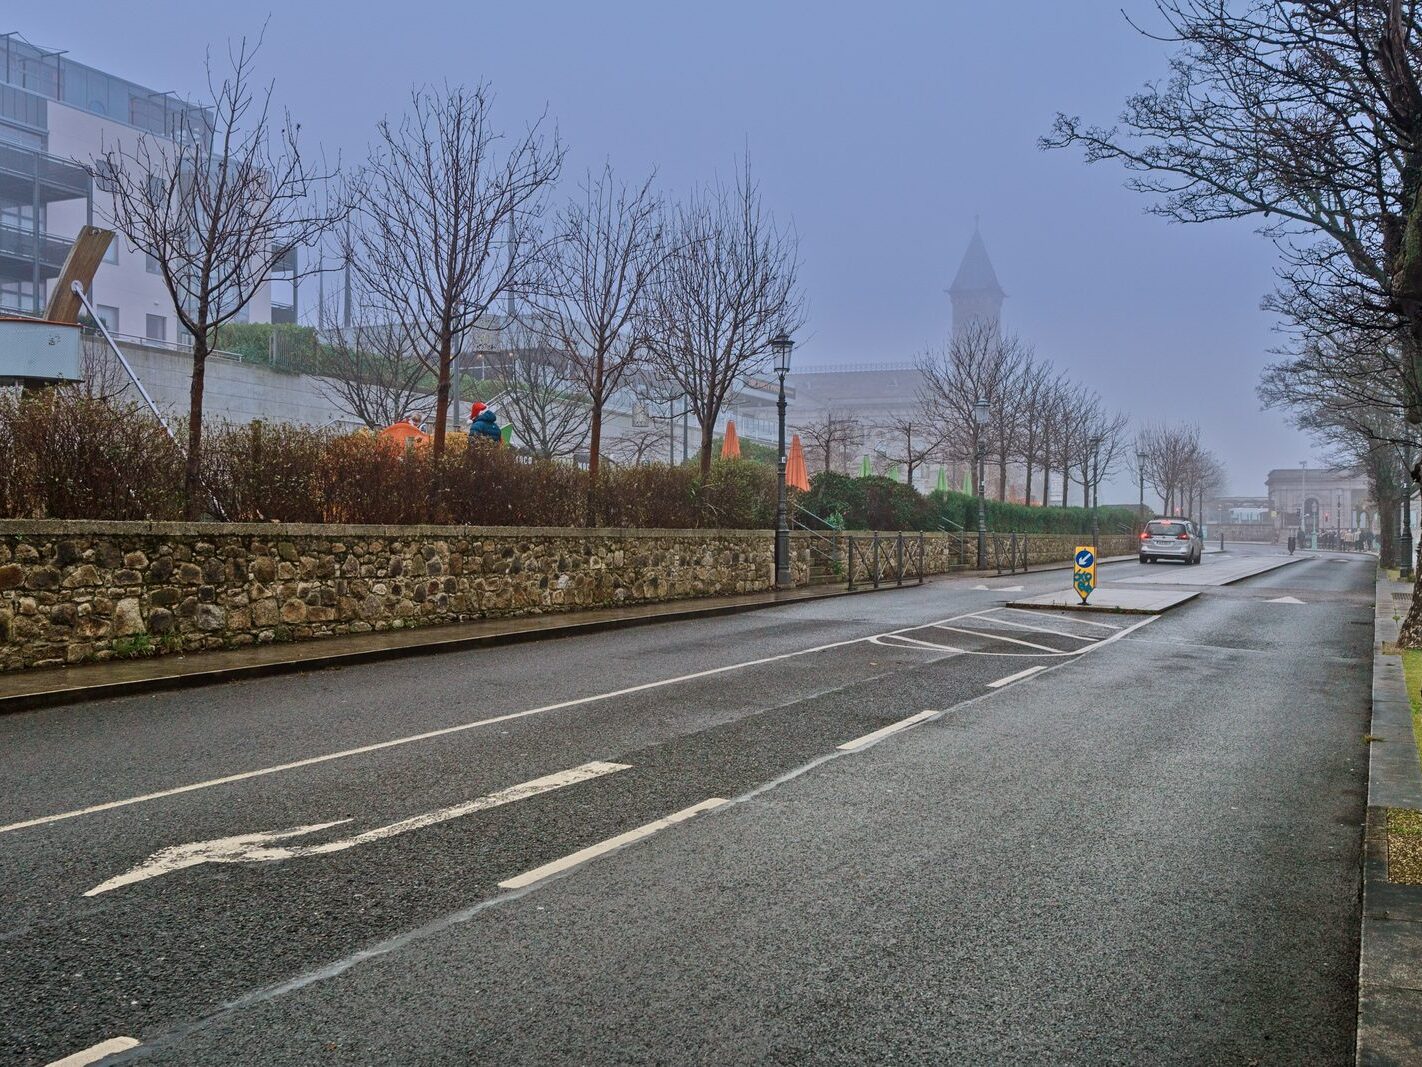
xmin=103 ymin=240 xmax=118 ymax=265
xmin=145 ymin=253 xmax=160 ymax=275
xmin=145 ymin=314 xmax=166 ymax=342
xmin=96 ymin=305 xmax=119 ymax=333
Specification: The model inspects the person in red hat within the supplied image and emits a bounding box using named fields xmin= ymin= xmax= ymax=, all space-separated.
xmin=468 ymin=401 xmax=501 ymax=442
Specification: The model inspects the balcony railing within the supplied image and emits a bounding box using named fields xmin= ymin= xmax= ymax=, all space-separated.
xmin=0 ymin=222 xmax=71 ymax=272
xmin=0 ymin=140 xmax=91 ymax=199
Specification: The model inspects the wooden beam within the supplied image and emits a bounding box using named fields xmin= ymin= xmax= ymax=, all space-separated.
xmin=42 ymin=226 xmax=115 ymax=324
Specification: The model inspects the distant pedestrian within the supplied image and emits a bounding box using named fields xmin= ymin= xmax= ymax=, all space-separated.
xmin=468 ymin=402 xmax=501 ymax=444
xmin=1287 ymin=534 xmax=1296 ymax=555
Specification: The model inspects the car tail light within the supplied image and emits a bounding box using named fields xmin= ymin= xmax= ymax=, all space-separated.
xmin=1177 ymin=532 xmax=1190 ymax=540
xmin=1140 ymin=531 xmax=1149 ymax=540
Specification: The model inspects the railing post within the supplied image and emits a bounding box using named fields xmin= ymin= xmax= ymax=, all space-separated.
xmin=1022 ymin=533 xmax=1029 ymax=573
xmin=895 ymin=533 xmax=904 ymax=586
xmin=871 ymin=531 xmax=880 ymax=589
xmin=918 ymin=532 xmax=925 ymax=585
xmin=847 ymin=536 xmax=856 ymax=591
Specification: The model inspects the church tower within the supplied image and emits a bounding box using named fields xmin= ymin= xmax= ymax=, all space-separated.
xmin=948 ymin=222 xmax=1005 ymax=336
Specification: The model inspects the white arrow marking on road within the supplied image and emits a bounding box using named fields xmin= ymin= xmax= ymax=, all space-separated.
xmin=44 ymin=1037 xmax=141 ymax=1067
xmin=973 ymin=584 xmax=1024 ymax=591
xmin=84 ymin=761 xmax=629 ymax=897
xmin=1266 ymin=596 xmax=1306 ymax=604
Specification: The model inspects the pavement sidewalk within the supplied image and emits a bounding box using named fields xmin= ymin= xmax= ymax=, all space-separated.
xmin=1357 ymin=574 xmax=1422 ymax=1065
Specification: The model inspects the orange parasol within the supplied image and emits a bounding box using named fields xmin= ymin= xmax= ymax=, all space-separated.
xmin=786 ymin=433 xmax=810 ymax=492
xmin=720 ymin=420 xmax=742 ymax=460
xmin=378 ymin=420 xmax=430 ymax=448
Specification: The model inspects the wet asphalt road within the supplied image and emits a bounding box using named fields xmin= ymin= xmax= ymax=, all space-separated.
xmin=0 ymin=546 xmax=1375 ymax=1065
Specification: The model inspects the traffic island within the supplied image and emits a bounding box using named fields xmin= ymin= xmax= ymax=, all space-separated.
xmin=1003 ymin=588 xmax=1199 ymax=615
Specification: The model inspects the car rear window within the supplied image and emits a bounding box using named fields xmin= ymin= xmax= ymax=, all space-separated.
xmin=1147 ymin=521 xmax=1187 ymax=536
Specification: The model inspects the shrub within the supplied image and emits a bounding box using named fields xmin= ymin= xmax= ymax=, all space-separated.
xmin=0 ymin=390 xmax=185 ymax=520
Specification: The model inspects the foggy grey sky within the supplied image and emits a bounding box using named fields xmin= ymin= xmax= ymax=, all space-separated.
xmin=22 ymin=1 xmax=1316 ymax=499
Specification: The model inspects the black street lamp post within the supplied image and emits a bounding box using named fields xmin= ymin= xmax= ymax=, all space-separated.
xmin=1090 ymin=435 xmax=1102 ymax=549
xmin=1136 ymin=449 xmax=1146 ymax=524
xmin=771 ymin=330 xmax=794 ymax=589
xmin=974 ymin=397 xmax=989 ymax=569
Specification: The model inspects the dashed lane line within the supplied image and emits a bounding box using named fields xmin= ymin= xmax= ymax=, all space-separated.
xmin=987 ymin=665 xmax=1049 ymax=688
xmin=498 ymin=798 xmax=728 ymax=890
xmin=45 ymin=1037 xmax=141 ymax=1067
xmin=837 ymin=709 xmax=941 ymax=752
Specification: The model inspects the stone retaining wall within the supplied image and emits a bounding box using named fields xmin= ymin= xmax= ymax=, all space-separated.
xmin=0 ymin=521 xmax=1140 ymax=673
xmin=0 ymin=521 xmax=777 ymax=671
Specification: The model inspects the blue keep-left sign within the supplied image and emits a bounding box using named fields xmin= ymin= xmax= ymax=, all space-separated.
xmin=1074 ymin=548 xmax=1095 ymax=569
xmin=1073 ymin=545 xmax=1097 ymax=604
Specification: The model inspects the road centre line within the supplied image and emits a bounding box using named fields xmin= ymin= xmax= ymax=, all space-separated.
xmin=964 ymin=611 xmax=1098 ymax=641
xmin=0 ymin=612 xmax=987 ymax=837
xmin=997 ymin=606 xmax=1123 ymax=630
xmin=930 ymin=625 xmax=1061 ymax=653
xmin=987 ymin=665 xmax=1048 ymax=688
xmin=498 ymin=798 xmax=727 ymax=890
xmin=837 ymin=708 xmax=941 ymax=751
xmin=45 ymin=1037 xmax=141 ymax=1067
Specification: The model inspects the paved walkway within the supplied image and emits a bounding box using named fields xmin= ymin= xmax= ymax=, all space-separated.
xmin=0 ymin=583 xmax=897 ymax=714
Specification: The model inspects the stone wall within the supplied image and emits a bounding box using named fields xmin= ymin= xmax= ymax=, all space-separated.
xmin=0 ymin=521 xmax=776 ymax=672
xmin=794 ymin=531 xmax=1139 ymax=585
xmin=0 ymin=521 xmax=1141 ymax=673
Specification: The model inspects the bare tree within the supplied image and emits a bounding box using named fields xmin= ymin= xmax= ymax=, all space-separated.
xmin=523 ymin=165 xmax=664 ymax=486
xmin=646 ymin=162 xmax=804 ymax=478
xmin=319 ymin=316 xmax=432 ymax=429
xmin=1138 ymin=422 xmax=1204 ymax=516
xmin=795 ymin=409 xmax=863 ymax=475
xmin=87 ymin=35 xmax=345 ymax=516
xmin=875 ymin=411 xmax=946 ymax=489
xmin=917 ymin=320 xmax=1028 ymax=498
xmin=486 ymin=331 xmax=591 ymax=460
xmin=346 ymin=83 xmax=562 ymax=463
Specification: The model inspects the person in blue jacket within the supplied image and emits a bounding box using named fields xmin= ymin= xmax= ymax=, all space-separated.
xmin=468 ymin=402 xmax=501 ymax=443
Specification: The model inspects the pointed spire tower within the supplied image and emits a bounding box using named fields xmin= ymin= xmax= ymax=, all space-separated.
xmin=948 ymin=220 xmax=1005 ymax=337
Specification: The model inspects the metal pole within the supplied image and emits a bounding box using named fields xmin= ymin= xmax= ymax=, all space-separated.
xmin=975 ymin=438 xmax=987 ymax=569
xmin=70 ymin=282 xmax=173 ymax=440
xmin=774 ymin=371 xmax=791 ymax=589
xmin=1090 ymin=444 xmax=1100 ymax=548
xmin=1403 ymin=452 xmax=1415 ymax=580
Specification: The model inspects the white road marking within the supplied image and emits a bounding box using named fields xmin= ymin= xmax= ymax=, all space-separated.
xmin=498 ymin=798 xmax=727 ymax=890
xmin=931 ymin=624 xmax=1060 ymax=653
xmin=84 ymin=762 xmax=628 ymax=896
xmin=987 ymin=665 xmax=1048 ymax=688
xmin=837 ymin=708 xmax=941 ymax=751
xmin=1 ymin=613 xmax=990 ymax=838
xmin=963 ymin=612 xmax=1097 ymax=641
xmin=997 ymin=606 xmax=1122 ymax=630
xmin=45 ymin=1037 xmax=141 ymax=1066
xmin=1267 ymin=596 xmax=1306 ymax=604
xmin=972 ymin=584 xmax=1023 ymax=591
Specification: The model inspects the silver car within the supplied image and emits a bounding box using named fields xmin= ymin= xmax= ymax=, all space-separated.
xmin=1139 ymin=518 xmax=1202 ymax=565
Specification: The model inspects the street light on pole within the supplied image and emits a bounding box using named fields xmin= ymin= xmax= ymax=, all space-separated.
xmin=771 ymin=330 xmax=794 ymax=589
xmin=1090 ymin=435 xmax=1102 ymax=549
xmin=974 ymin=396 xmax=989 ymax=569
xmin=1136 ymin=448 xmax=1147 ymax=525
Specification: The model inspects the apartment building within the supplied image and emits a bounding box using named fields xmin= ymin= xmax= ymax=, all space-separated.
xmin=0 ymin=32 xmax=287 ymax=340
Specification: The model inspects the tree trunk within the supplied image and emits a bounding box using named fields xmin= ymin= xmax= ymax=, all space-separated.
xmin=586 ymin=399 xmax=603 ymax=526
xmin=997 ymin=454 xmax=1007 ymax=501
xmin=1023 ymin=436 xmax=1035 ymax=508
xmin=432 ymin=334 xmax=453 ymax=458
xmin=698 ymin=418 xmax=714 ymax=480
xmin=182 ymin=334 xmax=209 ymax=520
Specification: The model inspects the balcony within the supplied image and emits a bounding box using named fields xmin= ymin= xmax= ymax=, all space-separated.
xmin=0 ymin=221 xmax=71 ymax=280
xmin=0 ymin=140 xmax=90 ymax=202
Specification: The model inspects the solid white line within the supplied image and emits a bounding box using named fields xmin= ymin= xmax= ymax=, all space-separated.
xmin=987 ymin=665 xmax=1048 ymax=688
xmin=998 ymin=606 xmax=1122 ymax=630
xmin=837 ymin=708 xmax=940 ymax=751
xmin=84 ymin=761 xmax=631 ymax=897
xmin=4 ymin=614 xmax=964 ymax=837
xmin=497 ymin=798 xmax=727 ymax=890
xmin=871 ymin=633 xmax=966 ymax=653
xmin=964 ymin=611 xmax=1098 ymax=641
xmin=931 ymin=624 xmax=1060 ymax=652
xmin=46 ymin=1037 xmax=141 ymax=1067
